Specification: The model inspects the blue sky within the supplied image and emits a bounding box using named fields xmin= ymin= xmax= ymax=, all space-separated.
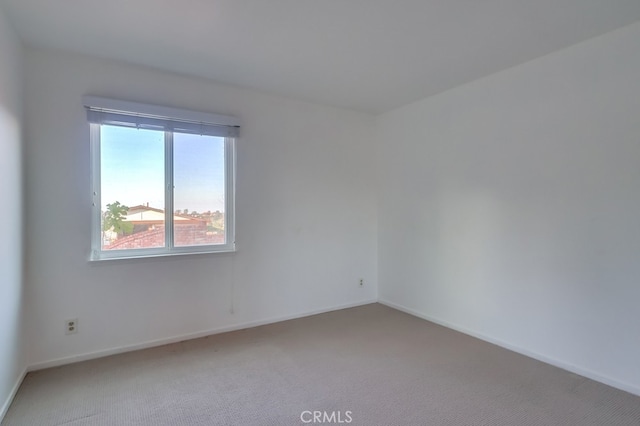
xmin=100 ymin=125 xmax=225 ymax=213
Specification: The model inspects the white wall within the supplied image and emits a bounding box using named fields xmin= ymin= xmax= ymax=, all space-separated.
xmin=377 ymin=21 xmax=640 ymax=395
xmin=24 ymin=47 xmax=377 ymax=368
xmin=0 ymin=5 xmax=25 ymax=420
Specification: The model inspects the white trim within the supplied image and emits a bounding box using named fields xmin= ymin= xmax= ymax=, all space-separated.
xmin=223 ymin=137 xmax=236 ymax=248
xmin=89 ymin=123 xmax=101 ymax=261
xmin=28 ymin=299 xmax=378 ymax=371
xmin=83 ymin=96 xmax=240 ymax=127
xmin=378 ymin=298 xmax=640 ymax=397
xmin=89 ymin=246 xmax=237 ymax=262
xmin=0 ymin=367 xmax=27 ymax=422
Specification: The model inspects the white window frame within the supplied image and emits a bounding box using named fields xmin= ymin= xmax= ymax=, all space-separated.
xmin=85 ymin=96 xmax=239 ymax=261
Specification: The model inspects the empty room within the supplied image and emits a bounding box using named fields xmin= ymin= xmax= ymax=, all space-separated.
xmin=1 ymin=1 xmax=640 ymax=425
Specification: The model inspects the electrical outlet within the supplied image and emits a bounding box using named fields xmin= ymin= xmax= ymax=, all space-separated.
xmin=359 ymin=279 xmax=364 ymax=287
xmin=65 ymin=319 xmax=78 ymax=335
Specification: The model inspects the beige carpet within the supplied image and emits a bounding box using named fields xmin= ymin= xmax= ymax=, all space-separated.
xmin=3 ymin=304 xmax=640 ymax=425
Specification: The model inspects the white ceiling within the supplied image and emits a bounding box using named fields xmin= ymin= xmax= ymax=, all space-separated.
xmin=2 ymin=0 xmax=640 ymax=113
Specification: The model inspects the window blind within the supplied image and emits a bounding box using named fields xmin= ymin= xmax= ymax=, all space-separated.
xmin=83 ymin=96 xmax=240 ymax=138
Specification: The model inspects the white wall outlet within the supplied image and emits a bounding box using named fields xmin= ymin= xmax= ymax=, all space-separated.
xmin=65 ymin=318 xmax=78 ymax=335
xmin=359 ymin=279 xmax=364 ymax=287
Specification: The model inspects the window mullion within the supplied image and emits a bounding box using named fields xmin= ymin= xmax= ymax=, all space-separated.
xmin=165 ymin=130 xmax=174 ymax=249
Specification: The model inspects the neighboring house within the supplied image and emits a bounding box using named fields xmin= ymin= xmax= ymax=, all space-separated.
xmin=105 ymin=205 xmax=224 ymax=249
xmin=124 ymin=205 xmax=202 ymax=232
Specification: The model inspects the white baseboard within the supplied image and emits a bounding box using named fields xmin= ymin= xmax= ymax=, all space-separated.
xmin=0 ymin=367 xmax=27 ymax=423
xmin=379 ymin=298 xmax=640 ymax=398
xmin=28 ymin=298 xmax=378 ymax=372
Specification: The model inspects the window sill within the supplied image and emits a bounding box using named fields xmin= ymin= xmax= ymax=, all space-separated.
xmin=89 ymin=246 xmax=236 ymax=262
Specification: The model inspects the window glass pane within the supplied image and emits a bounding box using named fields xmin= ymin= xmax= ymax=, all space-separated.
xmin=173 ymin=133 xmax=226 ymax=246
xmin=100 ymin=125 xmax=165 ymax=250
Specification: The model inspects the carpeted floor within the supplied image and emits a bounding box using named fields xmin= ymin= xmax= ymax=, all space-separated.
xmin=3 ymin=303 xmax=640 ymax=425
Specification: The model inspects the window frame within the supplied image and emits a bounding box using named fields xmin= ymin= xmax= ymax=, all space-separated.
xmin=86 ymin=97 xmax=238 ymax=261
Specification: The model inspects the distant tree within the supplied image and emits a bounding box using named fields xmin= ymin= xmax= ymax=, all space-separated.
xmin=183 ymin=208 xmax=189 ymax=215
xmin=103 ymin=201 xmax=133 ymax=237
xmin=209 ymin=210 xmax=225 ymax=234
